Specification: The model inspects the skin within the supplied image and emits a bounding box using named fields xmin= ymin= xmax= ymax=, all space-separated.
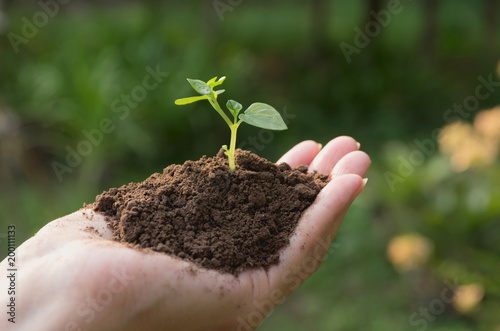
xmin=0 ymin=136 xmax=370 ymax=331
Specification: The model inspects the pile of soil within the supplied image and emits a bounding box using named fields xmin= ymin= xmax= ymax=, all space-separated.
xmin=92 ymin=149 xmax=328 ymax=275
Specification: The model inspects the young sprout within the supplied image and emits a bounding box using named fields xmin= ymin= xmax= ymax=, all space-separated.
xmin=175 ymin=76 xmax=287 ymax=170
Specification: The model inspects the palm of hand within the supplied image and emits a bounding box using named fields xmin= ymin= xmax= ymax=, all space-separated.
xmin=2 ymin=137 xmax=369 ymax=331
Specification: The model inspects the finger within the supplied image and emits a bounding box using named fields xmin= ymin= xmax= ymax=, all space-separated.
xmin=276 ymin=140 xmax=322 ymax=168
xmin=308 ymin=136 xmax=360 ymax=174
xmin=330 ymin=150 xmax=371 ymax=178
xmin=268 ymin=174 xmax=364 ymax=293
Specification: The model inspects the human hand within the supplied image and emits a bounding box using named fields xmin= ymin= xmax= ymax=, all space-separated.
xmin=0 ymin=136 xmax=370 ymax=331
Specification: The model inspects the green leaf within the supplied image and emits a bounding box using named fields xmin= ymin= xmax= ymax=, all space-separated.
xmin=239 ymin=103 xmax=288 ymax=130
xmin=207 ymin=76 xmax=218 ymax=85
xmin=215 ymin=89 xmax=225 ymax=95
xmin=187 ymin=78 xmax=211 ymax=95
xmin=210 ymin=76 xmax=226 ymax=88
xmin=174 ymin=95 xmax=208 ymax=105
xmin=226 ymin=99 xmax=242 ymax=117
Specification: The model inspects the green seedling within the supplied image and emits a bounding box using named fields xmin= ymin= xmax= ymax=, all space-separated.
xmin=175 ymin=76 xmax=287 ymax=170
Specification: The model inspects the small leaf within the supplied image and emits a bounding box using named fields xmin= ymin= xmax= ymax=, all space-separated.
xmin=210 ymin=76 xmax=226 ymax=87
xmin=226 ymin=99 xmax=242 ymax=117
xmin=207 ymin=76 xmax=218 ymax=85
xmin=187 ymin=78 xmax=211 ymax=95
xmin=239 ymin=103 xmax=288 ymax=130
xmin=174 ymin=95 xmax=208 ymax=105
xmin=222 ymin=145 xmax=229 ymax=155
xmin=215 ymin=89 xmax=225 ymax=95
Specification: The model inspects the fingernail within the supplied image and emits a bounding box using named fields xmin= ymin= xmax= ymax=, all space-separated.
xmin=356 ymin=142 xmax=361 ymax=149
xmin=362 ymin=178 xmax=368 ymax=187
xmin=317 ymin=143 xmax=323 ymax=150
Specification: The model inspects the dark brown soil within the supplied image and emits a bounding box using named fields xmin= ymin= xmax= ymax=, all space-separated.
xmin=92 ymin=149 xmax=328 ymax=275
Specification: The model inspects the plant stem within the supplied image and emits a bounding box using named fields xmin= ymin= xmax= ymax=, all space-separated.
xmin=208 ymin=96 xmax=242 ymax=170
xmin=208 ymin=97 xmax=232 ymax=128
xmin=227 ymin=119 xmax=242 ymax=170
xmin=228 ymin=126 xmax=237 ymax=170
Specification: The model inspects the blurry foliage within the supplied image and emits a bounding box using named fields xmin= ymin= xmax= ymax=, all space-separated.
xmin=0 ymin=0 xmax=500 ymax=330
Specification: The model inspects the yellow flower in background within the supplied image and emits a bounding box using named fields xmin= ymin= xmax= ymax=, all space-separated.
xmin=474 ymin=106 xmax=500 ymax=142
xmin=438 ymin=121 xmax=474 ymax=155
xmin=453 ymin=283 xmax=484 ymax=314
xmin=386 ymin=234 xmax=434 ymax=272
xmin=439 ymin=108 xmax=500 ymax=172
xmin=448 ymin=132 xmax=497 ymax=172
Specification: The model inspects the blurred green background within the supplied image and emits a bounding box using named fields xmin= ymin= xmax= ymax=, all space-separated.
xmin=1 ymin=0 xmax=500 ymax=330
